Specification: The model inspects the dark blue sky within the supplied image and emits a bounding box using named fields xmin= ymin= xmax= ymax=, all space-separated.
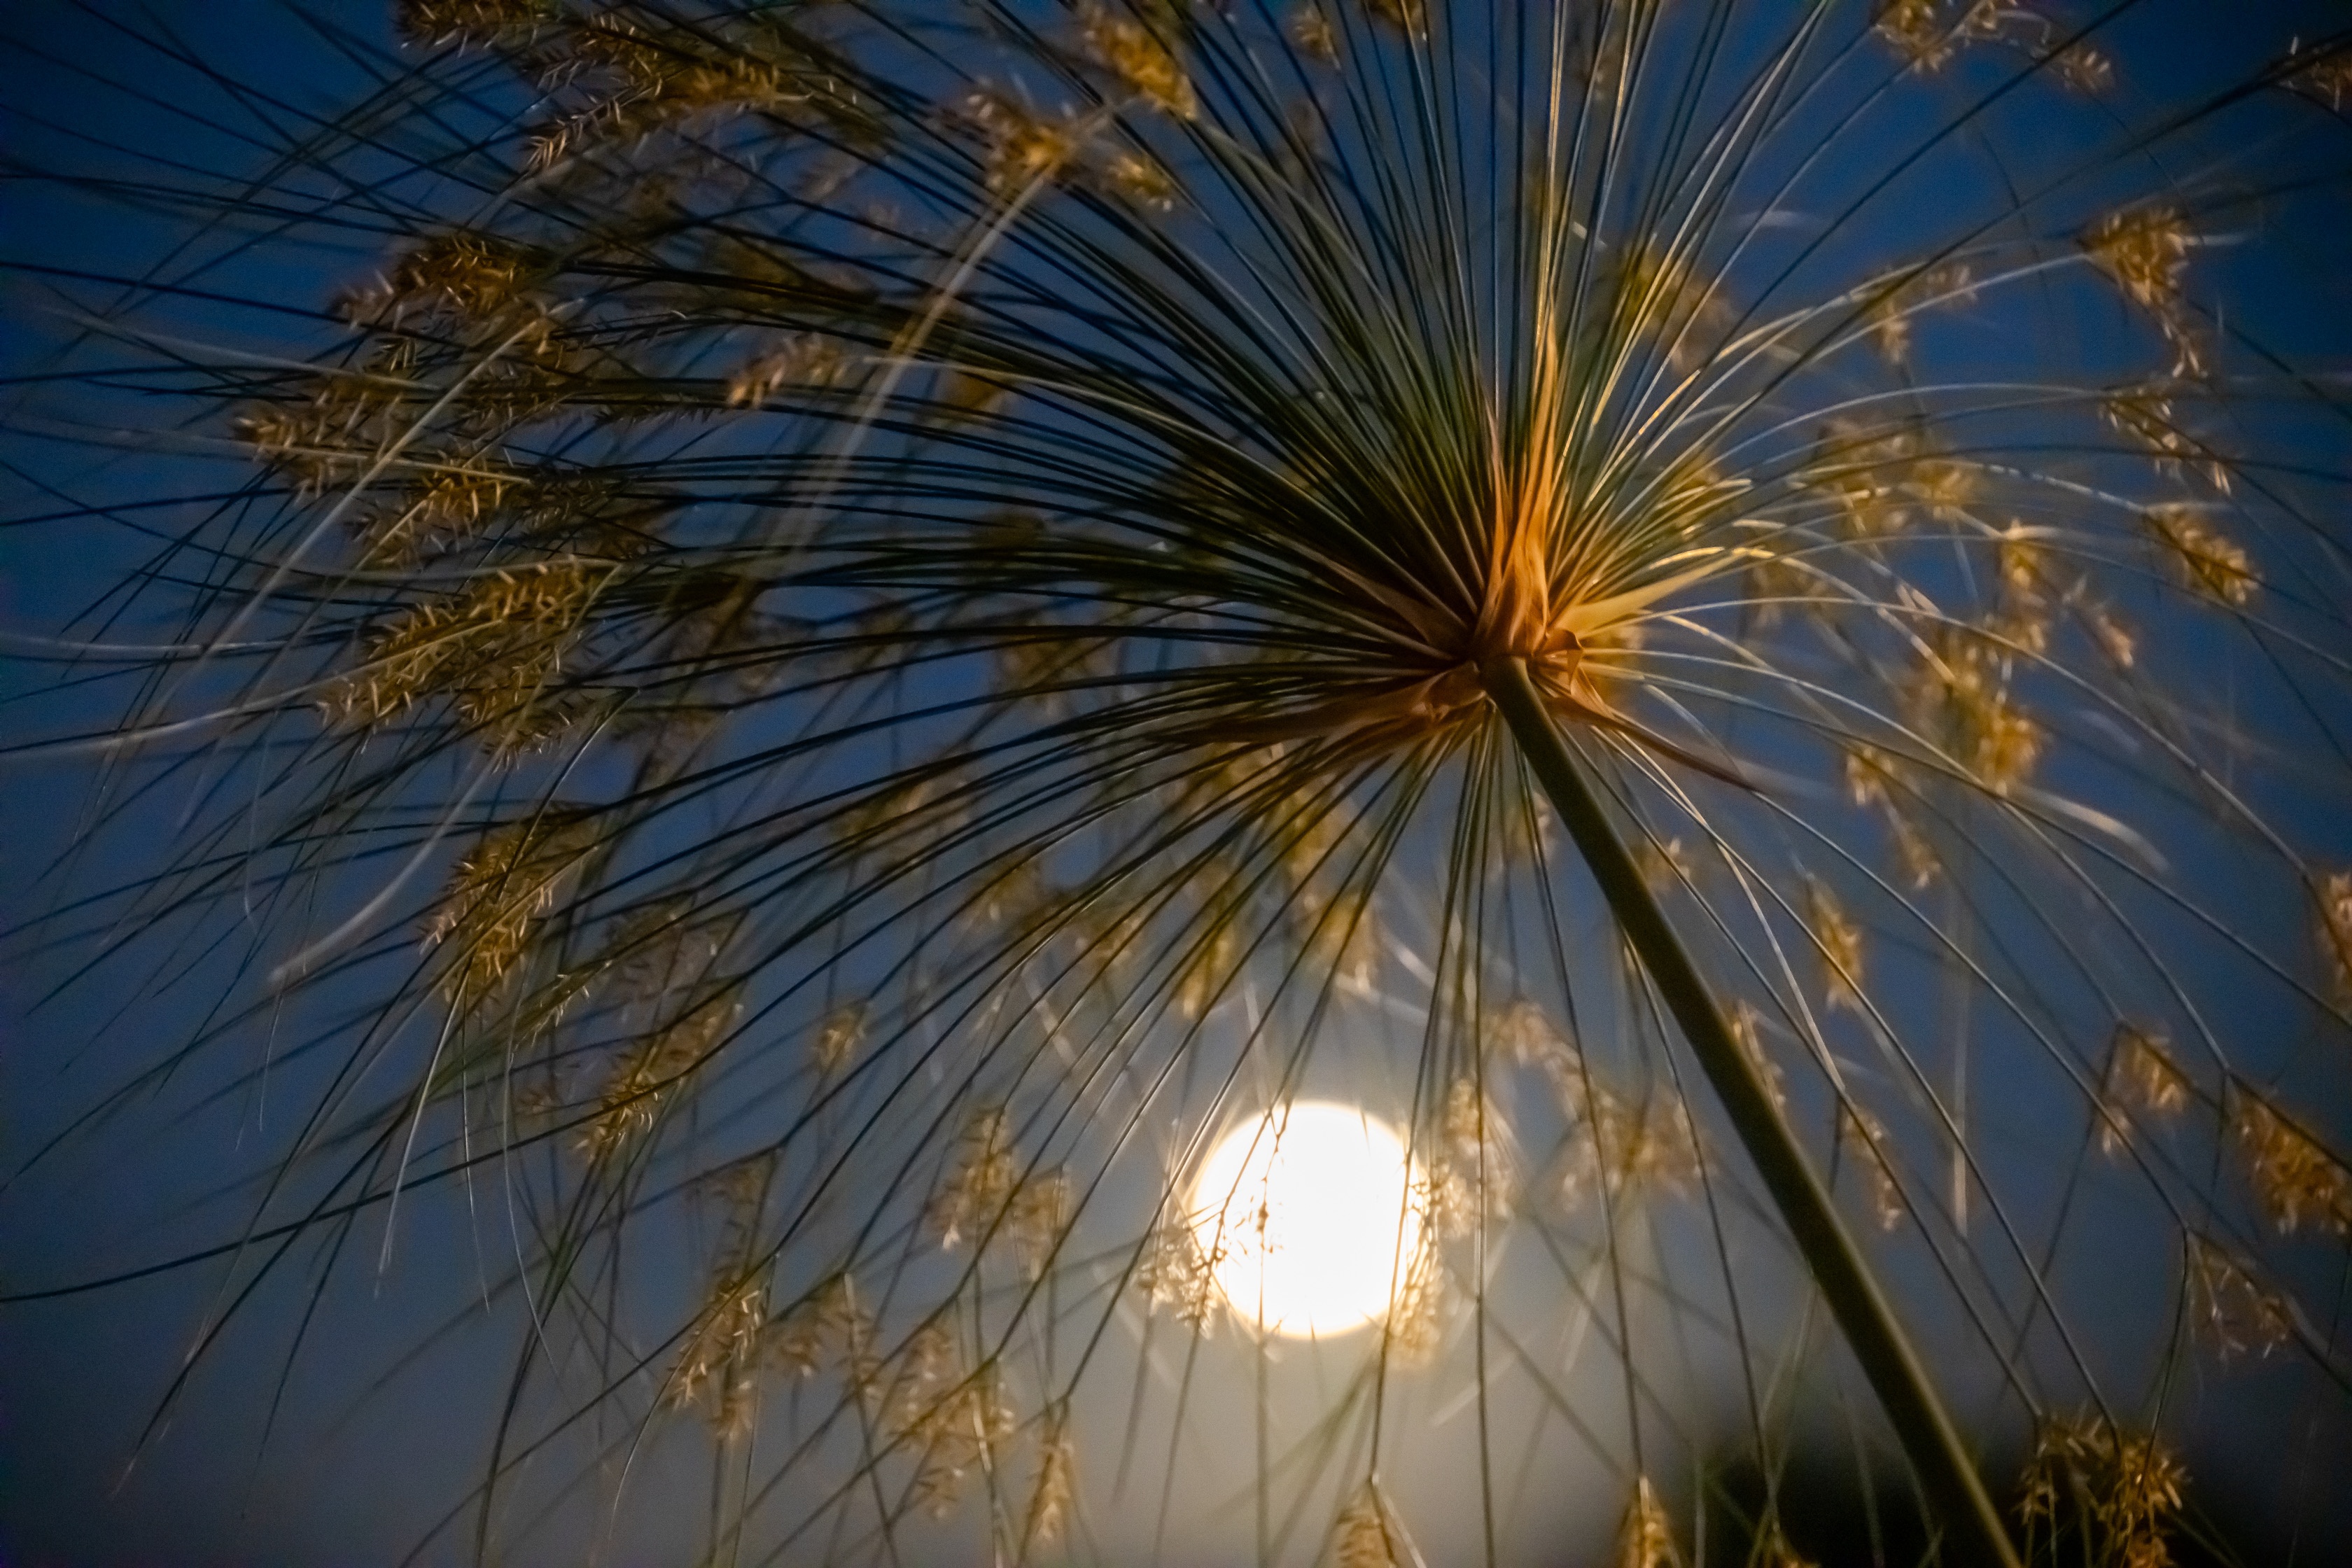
xmin=5 ymin=2 xmax=2352 ymax=1564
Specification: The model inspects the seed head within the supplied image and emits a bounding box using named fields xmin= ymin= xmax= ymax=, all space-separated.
xmin=1289 ymin=4 xmax=1339 ymax=64
xmin=2085 ymin=601 xmax=2139 ymax=669
xmin=1728 ymin=1001 xmax=1786 ymax=1112
xmin=1616 ymin=1475 xmax=1684 ymax=1568
xmin=811 ymin=1000 xmax=867 ymax=1082
xmin=2185 ymin=1236 xmax=2293 ymax=1360
xmin=667 ymin=1273 xmax=769 ymax=1433
xmin=903 ymin=1362 xmax=1016 ymax=1516
xmin=423 ymin=808 xmax=597 ymax=1000
xmin=2052 ymin=43 xmax=2115 ymax=95
xmin=724 ymin=335 xmax=850 ymax=407
xmin=1839 ymin=1102 xmax=1907 ymax=1231
xmin=394 ymin=0 xmax=554 ymax=50
xmin=2098 ymin=1023 xmax=2188 ymax=1157
xmin=1100 ymin=147 xmax=1178 ymax=209
xmin=2142 ymin=504 xmax=2254 ymax=606
xmin=2082 ymin=208 xmax=2193 ymax=312
xmin=1553 ymin=1081 xmax=1702 ymax=1209
xmin=1023 ymin=1407 xmax=1076 ymax=1548
xmin=1493 ymin=997 xmax=1576 ymax=1075
xmin=1615 ymin=240 xmax=1732 ymax=374
xmin=1133 ymin=1223 xmax=1224 ymax=1333
xmin=2317 ymin=870 xmax=2352 ymax=1004
xmin=340 ymin=232 xmax=539 ymax=330
xmin=321 ymin=559 xmax=610 ymax=750
xmin=2286 ymin=43 xmax=2352 ymax=109
xmin=578 ymin=997 xmax=739 ymax=1156
xmin=2233 ymin=1093 xmax=2352 ymax=1236
xmin=1331 ymin=1481 xmax=1417 ymax=1568
xmin=1432 ymin=1078 xmax=1516 ymax=1233
xmin=1005 ymin=1168 xmax=1074 ymax=1280
xmin=2082 ymin=206 xmax=2205 ymax=372
xmin=1082 ymin=6 xmax=1197 ymax=120
xmin=2017 ymin=1414 xmax=2185 ymax=1568
xmin=927 ymin=1108 xmax=1022 ymax=1250
xmin=1805 ymin=881 xmax=1866 ymax=1014
xmin=960 ymin=92 xmax=1085 ymax=193
xmin=1364 ymin=0 xmax=1426 ymax=36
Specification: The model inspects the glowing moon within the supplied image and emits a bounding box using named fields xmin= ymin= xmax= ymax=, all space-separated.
xmin=1187 ymin=1101 xmax=1427 ymax=1338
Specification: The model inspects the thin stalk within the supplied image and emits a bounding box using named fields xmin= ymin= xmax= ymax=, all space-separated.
xmin=1483 ymin=655 xmax=2022 ymax=1568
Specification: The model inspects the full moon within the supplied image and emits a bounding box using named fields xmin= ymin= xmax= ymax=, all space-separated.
xmin=1187 ymin=1102 xmax=1428 ymax=1338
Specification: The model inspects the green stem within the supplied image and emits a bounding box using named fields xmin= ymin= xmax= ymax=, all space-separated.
xmin=1483 ymin=656 xmax=2021 ymax=1568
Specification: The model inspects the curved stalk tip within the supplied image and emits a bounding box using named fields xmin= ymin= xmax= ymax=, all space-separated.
xmin=1482 ymin=655 xmax=2021 ymax=1568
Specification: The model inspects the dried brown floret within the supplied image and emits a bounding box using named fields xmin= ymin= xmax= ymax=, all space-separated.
xmin=1728 ymin=1001 xmax=1787 ymax=1111
xmin=1634 ymin=835 xmax=1692 ymax=893
xmin=902 ymin=1362 xmax=1016 ymax=1516
xmin=578 ymin=996 xmax=739 ymax=1155
xmin=517 ymin=16 xmax=841 ymax=170
xmin=1741 ymin=549 xmax=1819 ymax=631
xmin=762 ymin=1274 xmax=864 ymax=1381
xmin=830 ymin=773 xmax=973 ymax=857
xmin=1873 ymin=0 xmax=1970 ymax=71
xmin=1382 ymin=1250 xmax=1448 ymax=1366
xmin=2101 ymin=384 xmax=2227 ymax=490
xmin=2185 ymin=1236 xmax=2293 ymax=1360
xmin=1173 ymin=917 xmax=1241 ymax=1019
xmin=1289 ymin=4 xmax=1339 ymax=64
xmin=321 ymin=559 xmax=611 ymax=751
xmin=1133 ymin=1223 xmax=1225 ymax=1331
xmin=2081 ymin=206 xmax=2204 ymax=373
xmin=1081 ymin=6 xmax=1196 ymax=120
xmin=2286 ymin=43 xmax=2352 ymax=109
xmin=1865 ymin=260 xmax=1974 ymax=366
xmin=2051 ymin=42 xmax=2115 ymax=95
xmin=1805 ymin=881 xmax=1865 ymax=1014
xmin=1617 ymin=1475 xmax=1684 ymax=1568
xmin=2317 ymin=869 xmax=2352 ymax=1004
xmin=1805 ymin=419 xmax=1955 ymax=536
xmin=1431 ymin=1078 xmax=1517 ymax=1233
xmin=1099 ymin=148 xmax=1179 ymax=209
xmin=811 ymin=1000 xmax=867 ymax=1082
xmin=1331 ymin=1481 xmax=1416 ymax=1568
xmin=2097 ymin=1023 xmax=2189 ymax=1157
xmin=235 ymin=373 xmax=412 ymax=495
xmin=2233 ymin=1093 xmax=2352 ymax=1236
xmin=724 ymin=334 xmax=851 ymax=407
xmin=1906 ymin=621 xmax=2045 ymax=796
xmin=424 ymin=808 xmax=597 ymax=999
xmin=1023 ymin=1407 xmax=1075 ymax=1548
xmin=666 ymin=1271 xmax=768 ymax=1436
xmin=2082 ymin=208 xmax=2193 ymax=312
xmin=351 ymin=468 xmax=513 ymax=566
xmin=1005 ymin=1168 xmax=1073 ymax=1280
xmin=340 ymin=232 xmax=540 ymax=330
xmin=2142 ymin=504 xmax=2255 ymax=606
xmin=1553 ymin=1080 xmax=1702 ymax=1208
xmin=1838 ymin=1101 xmax=1906 ymax=1231
xmin=960 ymin=92 xmax=1085 ymax=194
xmin=394 ymin=0 xmax=555 ymax=48
xmin=1493 ymin=996 xmax=1576 ymax=1074
xmin=927 ymin=1107 xmax=1021 ymax=1250
xmin=2085 ymin=601 xmax=2138 ymax=668
xmin=2017 ymin=1413 xmax=2185 ymax=1568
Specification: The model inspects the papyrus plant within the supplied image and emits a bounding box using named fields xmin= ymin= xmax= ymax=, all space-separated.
xmin=6 ymin=1 xmax=2351 ymax=1564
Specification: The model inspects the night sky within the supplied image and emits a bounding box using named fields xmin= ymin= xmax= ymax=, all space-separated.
xmin=6 ymin=2 xmax=2352 ymax=1564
